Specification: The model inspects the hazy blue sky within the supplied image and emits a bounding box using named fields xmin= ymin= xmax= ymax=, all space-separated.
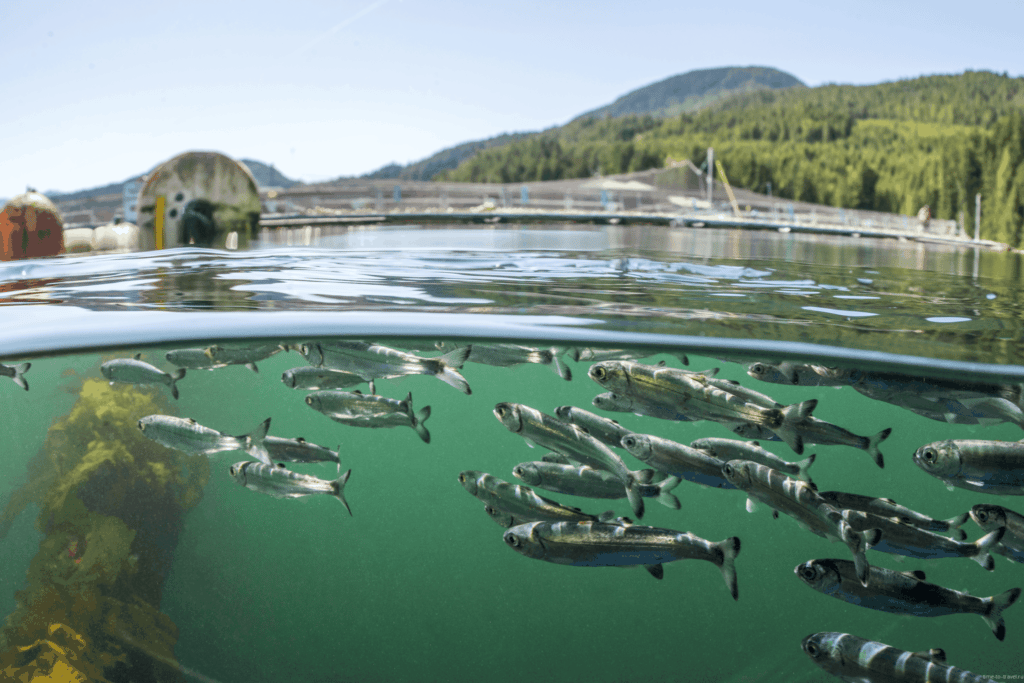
xmin=4 ymin=0 xmax=1023 ymax=199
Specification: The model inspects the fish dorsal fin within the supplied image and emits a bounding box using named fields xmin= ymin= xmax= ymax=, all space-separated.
xmin=655 ymin=360 xmax=666 ymax=367
xmin=902 ymin=570 xmax=927 ymax=581
xmin=134 ymin=353 xmax=142 ymax=360
xmin=353 ymin=389 xmax=363 ymax=395
xmin=644 ymin=564 xmax=664 ymax=579
xmin=296 ymin=437 xmax=307 ymax=444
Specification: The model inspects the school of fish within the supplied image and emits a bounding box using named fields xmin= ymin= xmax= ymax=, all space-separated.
xmin=7 ymin=346 xmax=1024 ymax=682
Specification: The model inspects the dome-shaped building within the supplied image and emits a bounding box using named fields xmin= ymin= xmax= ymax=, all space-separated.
xmin=0 ymin=191 xmax=64 ymax=260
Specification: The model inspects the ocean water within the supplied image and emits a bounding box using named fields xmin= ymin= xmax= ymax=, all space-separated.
xmin=1 ymin=224 xmax=1023 ymax=683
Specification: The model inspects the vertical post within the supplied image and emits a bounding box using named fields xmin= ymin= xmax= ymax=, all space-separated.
xmin=521 ymin=186 xmax=529 ymax=205
xmin=154 ymin=195 xmax=165 ymax=250
xmin=974 ymin=193 xmax=981 ymax=241
xmin=706 ymin=147 xmax=714 ymax=204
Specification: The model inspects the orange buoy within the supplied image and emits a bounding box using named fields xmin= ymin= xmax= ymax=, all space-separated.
xmin=0 ymin=191 xmax=65 ymax=260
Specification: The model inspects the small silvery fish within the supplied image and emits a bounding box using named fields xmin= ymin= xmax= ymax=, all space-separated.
xmin=165 ymin=348 xmax=233 ymax=372
xmin=589 ymin=360 xmax=817 ymax=454
xmin=817 ymin=490 xmax=968 ymax=539
xmin=621 ymin=432 xmax=737 ymax=490
xmin=574 ymin=347 xmax=690 ymax=366
xmin=230 ymin=461 xmax=352 ymax=515
xmin=301 ymin=341 xmax=472 ymax=394
xmin=795 ymin=558 xmax=1021 ymax=641
xmin=503 ymin=520 xmax=740 ymax=600
xmin=493 ymin=402 xmax=652 ymax=519
xmin=914 ymin=438 xmax=1024 ymax=495
xmin=101 ymin=354 xmax=186 ymax=399
xmin=802 ymin=632 xmax=997 ymax=683
xmin=690 ymin=437 xmax=815 ymax=484
xmin=137 ymin=415 xmax=272 ymax=465
xmin=436 ymin=341 xmax=572 ymax=380
xmin=730 ymin=417 xmax=891 ymax=468
xmin=721 ymin=459 xmax=871 ymax=586
xmin=204 ymin=343 xmax=284 ymax=372
xmin=281 ymin=367 xmax=367 ymax=391
xmin=512 ymin=461 xmax=681 ymax=510
xmin=842 ymin=509 xmax=1005 ymax=571
xmin=554 ymin=405 xmax=634 ymax=449
xmin=746 ymin=361 xmax=847 ymax=386
xmin=458 ymin=471 xmax=604 ymax=525
xmin=592 ymin=391 xmax=697 ymax=422
xmin=264 ymin=436 xmax=341 ymax=472
xmin=0 ymin=361 xmax=30 ymax=391
xmin=306 ymin=390 xmax=431 ymax=443
xmin=971 ymin=503 xmax=1024 ymax=563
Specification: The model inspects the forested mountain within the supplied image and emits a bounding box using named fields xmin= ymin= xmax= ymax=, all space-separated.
xmin=361 ymin=132 xmax=534 ymax=181
xmin=578 ymin=66 xmax=804 ymax=119
xmin=440 ymin=71 xmax=1024 ymax=247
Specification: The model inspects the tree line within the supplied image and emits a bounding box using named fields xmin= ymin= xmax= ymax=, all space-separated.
xmin=437 ymin=71 xmax=1024 ymax=247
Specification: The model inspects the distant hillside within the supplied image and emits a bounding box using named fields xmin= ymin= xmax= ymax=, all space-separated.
xmin=239 ymin=159 xmax=300 ymax=188
xmin=361 ymin=132 xmax=535 ymax=181
xmin=579 ymin=66 xmax=805 ymax=120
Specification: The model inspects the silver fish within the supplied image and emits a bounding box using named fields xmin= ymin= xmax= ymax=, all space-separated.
xmin=914 ymin=438 xmax=1024 ymax=495
xmin=689 ymin=437 xmax=815 ymax=484
xmin=730 ymin=417 xmax=891 ymax=468
xmin=458 ymin=471 xmax=603 ymax=525
xmin=0 ymin=361 xmax=30 ymax=391
xmin=589 ymin=360 xmax=817 ymax=454
xmin=621 ymin=433 xmax=737 ymax=490
xmin=503 ymin=520 xmax=740 ymax=599
xmin=817 ymin=490 xmax=968 ymax=538
xmin=842 ymin=509 xmax=1004 ymax=570
xmin=493 ymin=402 xmax=651 ymax=518
xmin=795 ymin=558 xmax=1021 ymax=641
xmin=436 ymin=341 xmax=572 ymax=380
xmin=204 ymin=343 xmax=284 ymax=371
xmin=165 ymin=348 xmax=235 ymax=372
xmin=554 ymin=405 xmax=634 ymax=448
xmin=746 ymin=361 xmax=847 ymax=386
xmin=264 ymin=436 xmax=341 ymax=472
xmin=721 ymin=459 xmax=871 ymax=585
xmin=301 ymin=340 xmax=472 ymax=394
xmin=137 ymin=415 xmax=272 ymax=465
xmin=592 ymin=391 xmax=698 ymax=422
xmin=101 ymin=355 xmax=186 ymax=399
xmin=280 ymin=366 xmax=368 ymax=391
xmin=229 ymin=461 xmax=351 ymax=515
xmin=802 ymin=632 xmax=996 ymax=683
xmin=971 ymin=503 xmax=1024 ymax=563
xmin=512 ymin=461 xmax=681 ymax=510
xmin=305 ymin=390 xmax=431 ymax=443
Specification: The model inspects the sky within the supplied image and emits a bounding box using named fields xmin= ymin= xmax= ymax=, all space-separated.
xmin=3 ymin=0 xmax=1024 ymax=199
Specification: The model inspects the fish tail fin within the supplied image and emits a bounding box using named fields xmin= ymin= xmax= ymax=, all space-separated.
xmin=716 ymin=536 xmax=741 ymax=601
xmin=432 ymin=355 xmax=472 ymax=394
xmin=413 ymin=405 xmax=431 ymax=444
xmin=842 ymin=522 xmax=871 ymax=586
xmin=775 ymin=399 xmax=817 ymax=454
xmin=656 ymin=475 xmax=682 ymax=510
xmin=795 ymin=453 xmax=816 ymax=484
xmin=982 ymin=587 xmax=1021 ymax=641
xmin=945 ymin=512 xmax=970 ymax=541
xmin=439 ymin=345 xmax=471 ymax=369
xmin=625 ymin=478 xmax=646 ymax=520
xmin=331 ymin=469 xmax=353 ymax=516
xmin=974 ymin=528 xmax=1006 ymax=570
xmin=550 ymin=352 xmax=572 ymax=381
xmin=169 ymin=368 xmax=186 ymax=400
xmin=12 ymin=362 xmax=30 ymax=391
xmin=566 ymin=347 xmax=581 ymax=362
xmin=245 ymin=362 xmax=259 ymax=373
xmin=244 ymin=417 xmax=273 ymax=466
xmin=866 ymin=427 xmax=891 ymax=468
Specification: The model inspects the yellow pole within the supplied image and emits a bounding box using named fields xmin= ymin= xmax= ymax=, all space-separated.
xmin=154 ymin=195 xmax=165 ymax=249
xmin=715 ymin=160 xmax=743 ymax=218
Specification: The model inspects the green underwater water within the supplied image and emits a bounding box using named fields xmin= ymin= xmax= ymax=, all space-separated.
xmin=3 ymin=343 xmax=1023 ymax=683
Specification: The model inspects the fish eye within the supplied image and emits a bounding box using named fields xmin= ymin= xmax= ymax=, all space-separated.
xmin=505 ymin=534 xmax=520 ymax=547
xmin=458 ymin=473 xmax=466 ymax=483
xmin=804 ymin=642 xmax=819 ymax=657
xmin=622 ymin=436 xmax=635 ymax=448
xmin=496 ymin=406 xmax=507 ymax=417
xmin=723 ymin=464 xmax=733 ymax=476
xmin=229 ymin=466 xmax=236 ymax=475
xmin=592 ymin=367 xmax=606 ymax=380
xmin=921 ymin=448 xmax=936 ymax=463
xmin=513 ymin=466 xmax=524 ymax=477
xmin=751 ymin=363 xmax=764 ymax=374
xmin=305 ymin=396 xmax=313 ymax=405
xmin=975 ymin=509 xmax=988 ymax=523
xmin=798 ymin=565 xmax=816 ymax=580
